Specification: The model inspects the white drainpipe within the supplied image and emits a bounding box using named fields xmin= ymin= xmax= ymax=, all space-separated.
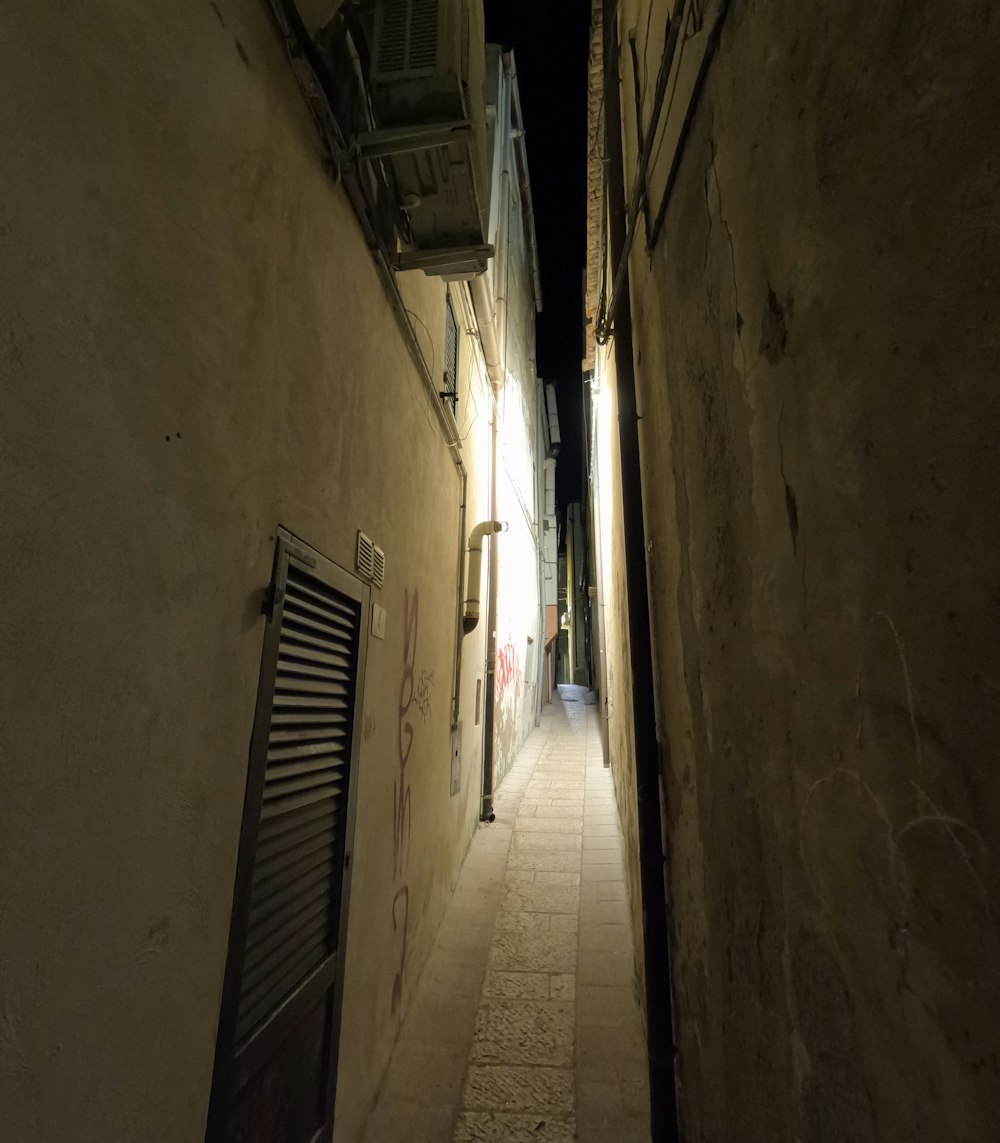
xmin=464 ymin=519 xmax=506 ymax=634
xmin=469 ymin=269 xmax=504 ymax=389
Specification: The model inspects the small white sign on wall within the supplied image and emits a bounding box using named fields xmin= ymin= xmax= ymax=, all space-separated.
xmin=371 ymin=602 xmax=387 ymax=640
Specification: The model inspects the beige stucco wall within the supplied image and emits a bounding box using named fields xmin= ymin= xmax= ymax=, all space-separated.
xmin=593 ymin=0 xmax=1000 ymax=1138
xmin=485 ymin=49 xmax=544 ymax=792
xmin=0 ymin=3 xmax=521 ymax=1140
xmin=590 ymin=346 xmax=646 ymax=997
xmin=493 ymin=360 xmax=542 ymax=786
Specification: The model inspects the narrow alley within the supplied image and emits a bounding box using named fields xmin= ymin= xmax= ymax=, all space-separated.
xmin=3 ymin=0 xmax=999 ymax=1141
xmin=364 ymin=686 xmax=648 ymax=1143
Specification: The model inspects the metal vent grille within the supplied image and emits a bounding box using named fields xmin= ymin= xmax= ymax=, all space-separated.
xmin=234 ymin=564 xmax=360 ymax=1046
xmin=372 ymin=545 xmax=386 ymax=589
xmin=408 ymin=0 xmax=439 ymax=69
xmin=375 ymin=0 xmax=408 ymax=73
xmin=375 ymin=0 xmax=440 ymax=75
xmin=356 ymin=531 xmax=375 ymax=581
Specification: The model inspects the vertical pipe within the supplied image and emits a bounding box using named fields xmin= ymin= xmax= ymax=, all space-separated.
xmin=602 ymin=2 xmax=680 ymax=1140
xmin=565 ymin=521 xmax=575 ymax=683
xmin=481 ymin=80 xmax=513 ymax=820
xmin=535 ymin=378 xmax=546 ymax=726
xmin=481 ymin=393 xmax=499 ymax=822
xmin=588 ymin=375 xmax=611 ymax=766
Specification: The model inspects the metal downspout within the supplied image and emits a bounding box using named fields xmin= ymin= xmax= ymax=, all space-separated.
xmin=479 ymin=129 xmax=511 ymax=819
xmin=535 ymin=378 xmax=546 ymax=726
xmin=481 ymin=392 xmax=499 ymax=822
xmin=603 ymin=2 xmax=680 ymax=1140
xmin=469 ymin=275 xmax=503 ymax=382
xmin=588 ymin=376 xmax=611 ymax=766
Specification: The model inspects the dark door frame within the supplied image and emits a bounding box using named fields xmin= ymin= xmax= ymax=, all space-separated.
xmin=206 ymin=528 xmax=369 ymax=1141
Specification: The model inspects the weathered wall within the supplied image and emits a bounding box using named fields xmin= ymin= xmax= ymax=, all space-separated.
xmin=0 ymin=3 xmax=495 ymax=1140
xmin=585 ymin=0 xmax=648 ymax=1012
xmin=600 ymin=0 xmax=1000 ymax=1138
xmin=591 ymin=350 xmax=646 ymax=994
xmin=486 ymin=49 xmax=544 ymax=791
xmin=493 ymin=356 xmax=542 ymax=784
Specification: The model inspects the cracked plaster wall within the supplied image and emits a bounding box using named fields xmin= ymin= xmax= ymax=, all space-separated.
xmin=604 ymin=0 xmax=1000 ymax=1138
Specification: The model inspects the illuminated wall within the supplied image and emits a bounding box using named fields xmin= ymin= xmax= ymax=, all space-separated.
xmin=485 ymin=47 xmax=546 ymax=791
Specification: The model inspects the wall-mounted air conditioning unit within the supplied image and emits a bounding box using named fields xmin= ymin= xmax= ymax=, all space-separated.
xmin=366 ymin=0 xmax=491 ymax=279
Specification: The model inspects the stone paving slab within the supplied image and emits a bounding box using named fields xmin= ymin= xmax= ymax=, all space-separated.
xmin=515 ymin=817 xmax=583 ymax=833
xmin=506 ymin=848 xmax=582 ymax=874
xmin=470 ymin=999 xmax=575 ymax=1066
xmin=495 ymin=910 xmax=555 ymax=933
xmin=462 ymin=1065 xmax=574 ymax=1114
xmin=487 ymin=929 xmax=577 ymax=973
xmin=483 ymin=970 xmax=550 ymax=999
xmin=453 ymin=1112 xmax=577 ymax=1142
xmin=511 ymin=830 xmax=582 ymax=851
xmin=502 ymin=882 xmax=580 ymax=913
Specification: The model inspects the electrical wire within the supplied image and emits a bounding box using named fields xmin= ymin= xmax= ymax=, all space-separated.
xmin=403 ymin=308 xmax=436 ymax=396
xmin=459 ymin=354 xmax=482 ymax=443
xmin=639 ymin=0 xmax=656 ymax=113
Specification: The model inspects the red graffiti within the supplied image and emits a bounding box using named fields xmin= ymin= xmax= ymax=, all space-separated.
xmin=495 ymin=640 xmax=521 ymax=695
xmin=390 ymin=886 xmax=409 ymax=1016
xmin=391 ymin=587 xmax=419 ymax=1014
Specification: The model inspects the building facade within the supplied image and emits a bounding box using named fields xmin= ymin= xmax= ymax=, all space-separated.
xmin=586 ymin=1 xmax=1000 ymax=1140
xmin=0 ymin=4 xmax=550 ymax=1141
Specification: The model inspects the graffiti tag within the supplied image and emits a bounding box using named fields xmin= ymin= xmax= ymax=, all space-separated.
xmin=391 ymin=587 xmax=419 ymax=1014
xmin=495 ymin=639 xmax=522 ymax=696
xmin=415 ymin=669 xmax=434 ymax=721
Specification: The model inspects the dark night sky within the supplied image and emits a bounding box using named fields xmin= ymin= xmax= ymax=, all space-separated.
xmin=484 ymin=0 xmax=591 ymax=511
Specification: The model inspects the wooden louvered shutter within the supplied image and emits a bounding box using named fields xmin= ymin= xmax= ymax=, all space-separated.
xmin=207 ymin=532 xmax=368 ymax=1143
xmin=443 ymin=294 xmax=458 ymax=412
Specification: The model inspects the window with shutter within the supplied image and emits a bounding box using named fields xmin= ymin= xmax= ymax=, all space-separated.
xmin=207 ymin=530 xmax=368 ymax=1143
xmin=442 ymin=293 xmax=459 ymax=413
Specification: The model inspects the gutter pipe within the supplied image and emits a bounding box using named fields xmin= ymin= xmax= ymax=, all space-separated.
xmin=588 ymin=374 xmax=610 ymax=765
xmin=481 ymin=401 xmax=500 ymax=822
xmin=534 ymin=379 xmax=547 ymax=725
xmin=602 ymin=3 xmax=680 ymax=1140
xmin=469 ymin=274 xmax=504 ymax=385
xmin=477 ymin=104 xmax=515 ymax=820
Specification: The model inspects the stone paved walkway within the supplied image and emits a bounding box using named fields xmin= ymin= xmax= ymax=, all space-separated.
xmin=362 ymin=688 xmax=650 ymax=1142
